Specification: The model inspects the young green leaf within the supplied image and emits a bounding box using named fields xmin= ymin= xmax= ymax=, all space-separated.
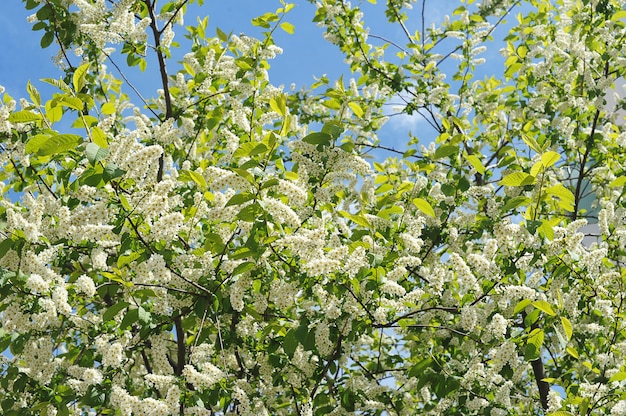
xmin=103 ymin=302 xmax=130 ymax=322
xmin=500 ymin=172 xmax=535 ymax=186
xmin=27 ymin=81 xmax=41 ymax=106
xmin=0 ymin=238 xmax=14 ymax=260
xmin=609 ymin=372 xmax=626 ymax=382
xmin=8 ymin=110 xmax=41 ymax=124
xmin=37 ymin=134 xmax=82 ymax=156
xmin=532 ymin=300 xmax=556 ymax=316
xmin=412 ymin=198 xmax=435 ymax=218
xmin=541 ymin=151 xmax=560 ymax=168
xmin=561 ymin=316 xmax=573 ymax=340
xmin=269 ymin=95 xmax=287 ymax=116
xmin=465 ymin=154 xmax=485 ymax=174
xmin=302 ymin=132 xmax=332 ymax=146
xmin=545 ymin=184 xmax=575 ymax=212
xmin=86 ymin=142 xmax=109 ymax=165
xmin=73 ymin=62 xmax=90 ymax=92
xmin=91 ymin=126 xmax=108 ymax=148
xmin=434 ymin=144 xmax=458 ymax=159
xmin=101 ymin=102 xmax=116 ymax=115
xmin=348 ymin=102 xmax=364 ymax=118
xmin=280 ymin=21 xmax=295 ymax=34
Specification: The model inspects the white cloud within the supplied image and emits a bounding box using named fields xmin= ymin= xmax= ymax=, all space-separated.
xmin=382 ymin=94 xmax=429 ymax=133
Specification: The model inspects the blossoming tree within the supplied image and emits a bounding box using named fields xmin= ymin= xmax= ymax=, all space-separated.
xmin=1 ymin=0 xmax=626 ymax=414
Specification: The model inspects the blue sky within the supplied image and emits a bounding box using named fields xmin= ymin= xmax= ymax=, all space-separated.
xmin=0 ymin=1 xmax=343 ymax=97
xmin=0 ymin=1 xmax=487 ymax=149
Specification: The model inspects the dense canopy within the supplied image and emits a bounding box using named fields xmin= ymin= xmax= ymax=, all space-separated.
xmin=2 ymin=0 xmax=626 ymax=415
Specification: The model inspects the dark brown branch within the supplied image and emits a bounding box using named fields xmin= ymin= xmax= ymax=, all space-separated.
xmin=102 ymin=50 xmax=159 ymax=119
xmin=572 ymin=58 xmax=610 ymax=220
xmin=158 ymin=0 xmax=189 ymax=36
xmin=530 ymin=356 xmax=550 ymax=410
xmin=520 ymin=311 xmax=549 ymax=410
xmin=144 ymin=0 xmax=173 ymax=182
xmin=311 ymin=333 xmax=344 ymax=397
xmin=173 ymin=315 xmax=186 ymax=376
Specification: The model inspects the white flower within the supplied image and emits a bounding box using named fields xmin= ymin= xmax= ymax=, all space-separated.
xmin=75 ymin=275 xmax=96 ymax=298
xmin=182 ymin=364 xmax=224 ymax=390
xmin=83 ymin=368 xmax=103 ymax=385
xmin=26 ymin=274 xmax=49 ymax=294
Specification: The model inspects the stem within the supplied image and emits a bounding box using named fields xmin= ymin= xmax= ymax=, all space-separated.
xmin=144 ymin=0 xmax=173 ymax=182
xmin=174 ymin=315 xmax=186 ymax=376
xmin=530 ymin=355 xmax=550 ymax=410
xmin=521 ymin=311 xmax=549 ymax=410
xmin=572 ymin=60 xmax=609 ymax=220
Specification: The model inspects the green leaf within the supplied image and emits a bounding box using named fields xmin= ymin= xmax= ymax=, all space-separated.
xmin=269 ymin=95 xmax=286 ymax=116
xmin=547 ymin=412 xmax=574 ymax=416
xmin=41 ymin=77 xmax=71 ymax=92
xmin=545 ymin=184 xmax=575 ymax=212
xmin=541 ymin=151 xmax=560 ymax=168
xmin=283 ymin=328 xmax=299 ymax=357
xmin=514 ymin=299 xmax=532 ymax=314
xmin=45 ymin=103 xmax=63 ymax=123
xmin=8 ymin=110 xmax=41 ymax=124
xmin=566 ymin=346 xmax=579 ymax=359
xmin=302 ymin=132 xmax=332 ymax=146
xmin=73 ymin=115 xmax=98 ymax=129
xmin=612 ymin=9 xmax=626 ymax=21
xmin=86 ymin=143 xmax=109 ymax=165
xmin=611 ymin=10 xmax=626 ymax=22
xmin=24 ymin=134 xmax=50 ymax=154
xmin=348 ymin=102 xmax=364 ymax=118
xmin=502 ymin=196 xmax=530 ymax=212
xmin=103 ymin=302 xmax=130 ymax=322
xmin=434 ymin=144 xmax=458 ymax=159
xmin=41 ymin=31 xmax=54 ymax=48
xmin=103 ymin=163 xmax=125 ymax=182
xmin=101 ymin=102 xmax=116 ymax=115
xmin=233 ymin=142 xmax=268 ymax=159
xmin=610 ymin=176 xmax=626 ymax=187
xmin=538 ymin=220 xmax=555 ymax=240
xmin=465 ymin=154 xmax=485 ymax=174
xmin=232 ymin=261 xmax=255 ymax=276
xmin=412 ymin=198 xmax=435 ymax=218
xmin=101 ymin=271 xmax=133 ymax=287
xmin=609 ymin=372 xmax=626 ymax=382
xmin=321 ymin=120 xmax=343 ymax=139
xmin=27 ymin=81 xmax=41 ymax=106
xmin=79 ymin=167 xmax=103 ymax=187
xmin=92 ymin=126 xmax=108 ymax=148
xmin=521 ymin=133 xmax=543 ymax=153
xmin=216 ymin=26 xmax=228 ymax=42
xmin=226 ymin=193 xmax=255 ymax=207
xmin=37 ymin=134 xmax=82 ymax=156
xmin=532 ymin=300 xmax=556 ymax=316
xmin=233 ymin=168 xmax=254 ymax=184
xmin=58 ymin=96 xmax=83 ymax=111
xmin=0 ymin=238 xmax=14 ymax=260
xmin=526 ymin=328 xmax=544 ymax=359
xmin=117 ymin=251 xmax=141 ymax=269
xmin=178 ymin=169 xmax=207 ymax=188
xmin=73 ymin=62 xmax=90 ymax=92
xmin=338 ymin=210 xmax=371 ymax=228
xmin=138 ymin=306 xmax=151 ymax=324
xmin=120 ymin=308 xmax=139 ymax=330
xmin=280 ymin=21 xmax=295 ymax=34
xmin=561 ymin=316 xmax=573 ymax=340
xmin=377 ymin=206 xmax=403 ymax=220
xmin=500 ymin=172 xmax=535 ymax=186
xmin=237 ymin=202 xmax=263 ymax=222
